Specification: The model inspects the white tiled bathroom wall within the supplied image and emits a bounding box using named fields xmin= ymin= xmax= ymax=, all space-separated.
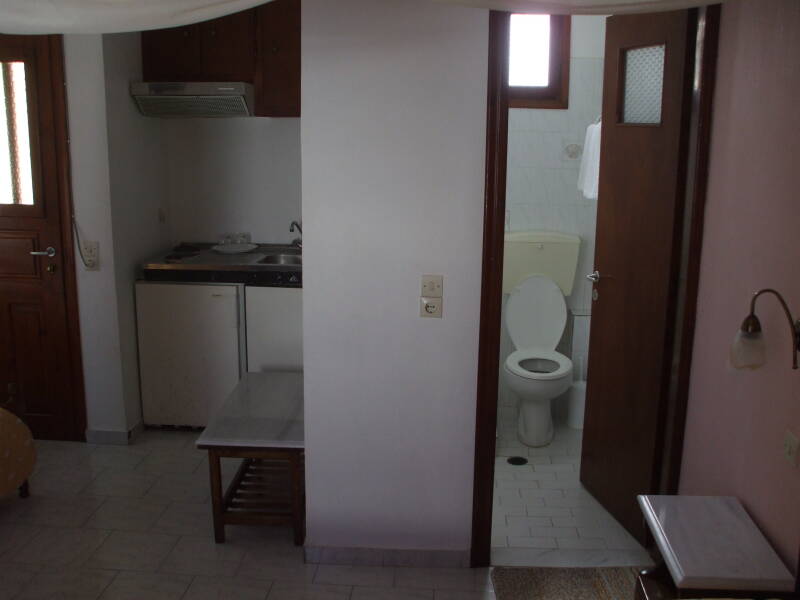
xmin=505 ymin=16 xmax=606 ymax=368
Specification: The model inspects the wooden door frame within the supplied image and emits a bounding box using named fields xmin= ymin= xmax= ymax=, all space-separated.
xmin=470 ymin=6 xmax=721 ymax=567
xmin=50 ymin=35 xmax=87 ymax=441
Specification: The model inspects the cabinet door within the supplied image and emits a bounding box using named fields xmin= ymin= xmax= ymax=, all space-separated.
xmin=142 ymin=24 xmax=203 ymax=81
xmin=255 ymin=0 xmax=300 ymax=116
xmin=136 ymin=283 xmax=241 ymax=427
xmin=201 ymin=11 xmax=257 ymax=82
xmin=246 ymin=287 xmax=302 ymax=372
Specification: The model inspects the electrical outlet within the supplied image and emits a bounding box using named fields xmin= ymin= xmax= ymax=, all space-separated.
xmin=420 ymin=297 xmax=442 ymax=318
xmin=784 ymin=430 xmax=799 ymax=468
xmin=81 ymin=240 xmax=99 ymax=271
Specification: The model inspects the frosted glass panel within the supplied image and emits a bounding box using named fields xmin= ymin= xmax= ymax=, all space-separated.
xmin=622 ymin=45 xmax=665 ymax=124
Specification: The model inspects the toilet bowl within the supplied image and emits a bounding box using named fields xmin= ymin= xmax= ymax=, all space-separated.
xmin=502 ymin=276 xmax=573 ymax=447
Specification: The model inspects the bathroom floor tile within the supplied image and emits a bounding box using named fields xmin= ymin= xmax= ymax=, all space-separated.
xmin=99 ymin=571 xmax=191 ymax=600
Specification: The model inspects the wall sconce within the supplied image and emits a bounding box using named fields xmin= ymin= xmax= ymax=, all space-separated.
xmin=730 ymin=289 xmax=800 ymax=370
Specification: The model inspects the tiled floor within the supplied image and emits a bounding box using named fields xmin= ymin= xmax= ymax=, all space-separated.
xmin=491 ymin=408 xmax=652 ymax=568
xmin=0 ymin=430 xmax=495 ymax=600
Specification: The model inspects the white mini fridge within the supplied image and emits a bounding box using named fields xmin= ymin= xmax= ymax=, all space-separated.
xmin=135 ymin=282 xmax=244 ymax=427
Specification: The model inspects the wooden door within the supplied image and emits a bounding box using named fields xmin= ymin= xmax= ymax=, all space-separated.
xmin=580 ymin=11 xmax=696 ymax=540
xmin=0 ymin=35 xmax=83 ymax=440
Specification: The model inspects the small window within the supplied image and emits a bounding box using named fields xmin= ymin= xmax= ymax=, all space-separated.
xmin=507 ymin=14 xmax=571 ymax=110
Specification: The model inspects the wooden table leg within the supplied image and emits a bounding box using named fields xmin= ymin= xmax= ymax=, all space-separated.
xmin=290 ymin=451 xmax=304 ymax=546
xmin=18 ymin=479 xmax=29 ymax=498
xmin=208 ymin=449 xmax=225 ymax=543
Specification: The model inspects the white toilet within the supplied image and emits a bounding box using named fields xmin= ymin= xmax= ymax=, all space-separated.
xmin=501 ymin=232 xmax=580 ymax=447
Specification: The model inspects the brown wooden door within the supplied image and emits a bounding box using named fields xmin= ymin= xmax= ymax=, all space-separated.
xmin=580 ymin=11 xmax=695 ymax=540
xmin=0 ymin=35 xmax=83 ymax=440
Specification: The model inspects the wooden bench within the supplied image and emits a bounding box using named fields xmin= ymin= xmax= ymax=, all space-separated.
xmin=636 ymin=495 xmax=798 ymax=600
xmin=196 ymin=371 xmax=305 ymax=545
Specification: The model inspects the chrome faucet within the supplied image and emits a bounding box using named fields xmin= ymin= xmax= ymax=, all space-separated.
xmin=290 ymin=221 xmax=302 ymax=249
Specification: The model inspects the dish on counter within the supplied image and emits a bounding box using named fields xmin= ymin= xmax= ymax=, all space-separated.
xmin=212 ymin=243 xmax=259 ymax=254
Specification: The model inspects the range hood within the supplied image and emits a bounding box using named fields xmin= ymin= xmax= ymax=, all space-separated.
xmin=130 ymin=82 xmax=255 ymax=118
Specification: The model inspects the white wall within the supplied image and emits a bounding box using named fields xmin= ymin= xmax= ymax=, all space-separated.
xmin=63 ymin=35 xmax=128 ymax=435
xmin=103 ymin=33 xmax=171 ymax=430
xmin=505 ymin=15 xmax=605 ymax=366
xmin=164 ymin=118 xmax=301 ymax=245
xmin=302 ymin=0 xmax=488 ymax=551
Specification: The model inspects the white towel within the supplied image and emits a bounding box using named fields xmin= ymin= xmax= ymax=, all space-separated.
xmin=578 ymin=122 xmax=601 ymax=200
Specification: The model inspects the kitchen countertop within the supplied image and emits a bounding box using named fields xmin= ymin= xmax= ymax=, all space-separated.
xmin=141 ymin=243 xmax=302 ymax=286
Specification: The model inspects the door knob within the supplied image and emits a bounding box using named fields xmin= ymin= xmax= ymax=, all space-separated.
xmin=30 ymin=246 xmax=56 ymax=258
xmin=586 ymin=270 xmax=601 ymax=283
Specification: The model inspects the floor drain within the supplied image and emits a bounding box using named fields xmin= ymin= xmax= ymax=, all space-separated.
xmin=507 ymin=456 xmax=528 ymax=466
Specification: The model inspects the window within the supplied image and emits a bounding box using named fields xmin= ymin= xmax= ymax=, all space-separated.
xmin=507 ymin=14 xmax=571 ymax=109
xmin=0 ymin=60 xmax=34 ymax=205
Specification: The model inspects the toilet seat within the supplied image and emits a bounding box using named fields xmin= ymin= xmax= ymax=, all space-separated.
xmin=505 ymin=348 xmax=573 ymax=381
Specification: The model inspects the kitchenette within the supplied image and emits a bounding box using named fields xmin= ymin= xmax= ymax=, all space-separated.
xmin=135 ymin=237 xmax=303 ymax=428
xmin=82 ymin=0 xmax=304 ymax=435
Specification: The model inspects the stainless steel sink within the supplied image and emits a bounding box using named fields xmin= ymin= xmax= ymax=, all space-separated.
xmin=259 ymin=254 xmax=302 ymax=266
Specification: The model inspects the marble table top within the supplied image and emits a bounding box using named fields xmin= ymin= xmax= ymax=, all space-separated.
xmin=638 ymin=495 xmax=795 ymax=592
xmin=196 ymin=371 xmax=303 ymax=449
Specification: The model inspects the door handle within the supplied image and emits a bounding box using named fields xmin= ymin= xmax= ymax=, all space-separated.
xmin=30 ymin=246 xmax=56 ymax=258
xmin=586 ymin=270 xmax=601 ymax=283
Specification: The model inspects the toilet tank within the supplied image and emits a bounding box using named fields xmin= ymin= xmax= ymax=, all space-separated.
xmin=503 ymin=231 xmax=581 ymax=295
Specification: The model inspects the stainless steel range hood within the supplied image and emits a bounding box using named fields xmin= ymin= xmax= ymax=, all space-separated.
xmin=130 ymin=82 xmax=255 ymax=118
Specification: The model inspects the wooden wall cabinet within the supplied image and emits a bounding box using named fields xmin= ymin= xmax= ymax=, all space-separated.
xmin=141 ymin=0 xmax=300 ymax=117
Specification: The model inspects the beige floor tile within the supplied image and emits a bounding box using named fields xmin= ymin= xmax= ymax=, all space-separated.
xmin=81 ymin=470 xmax=158 ymax=498
xmin=85 ymin=497 xmax=168 ymax=532
xmin=0 ymin=562 xmax=38 ymax=600
xmin=135 ymin=450 xmax=205 ymax=476
xmin=434 ymin=591 xmax=496 ymax=600
xmin=266 ymin=582 xmax=351 ymax=600
xmin=5 ymin=494 xmax=105 ymax=528
xmin=99 ymin=571 xmax=191 ymax=600
xmin=142 ymin=474 xmax=209 ymax=504
xmin=28 ymin=463 xmax=106 ymax=496
xmin=314 ymin=565 xmax=394 ymax=587
xmin=12 ymin=527 xmax=110 ymax=567
xmin=183 ymin=575 xmax=273 ymax=600
xmin=238 ymin=548 xmax=318 ymax=583
xmin=351 ymin=587 xmax=434 ymax=600
xmin=393 ymin=568 xmax=492 ymax=592
xmin=0 ymin=522 xmax=40 ymax=559
xmin=16 ymin=567 xmax=117 ymax=599
xmin=85 ymin=447 xmax=148 ymax=470
xmin=152 ymin=502 xmax=214 ymax=537
xmin=85 ymin=530 xmax=178 ymax=571
xmin=160 ymin=535 xmax=245 ymax=577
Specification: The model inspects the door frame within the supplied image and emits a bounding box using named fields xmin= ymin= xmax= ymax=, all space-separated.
xmin=470 ymin=6 xmax=721 ymax=567
xmin=50 ymin=35 xmax=87 ymax=441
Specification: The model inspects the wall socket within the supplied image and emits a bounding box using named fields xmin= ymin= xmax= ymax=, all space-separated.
xmin=81 ymin=240 xmax=99 ymax=270
xmin=784 ymin=430 xmax=799 ymax=468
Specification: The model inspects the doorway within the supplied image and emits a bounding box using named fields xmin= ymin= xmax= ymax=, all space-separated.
xmin=0 ymin=34 xmax=85 ymax=440
xmin=471 ymin=6 xmax=720 ymax=567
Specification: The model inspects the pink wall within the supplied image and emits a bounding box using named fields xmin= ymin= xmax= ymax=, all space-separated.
xmin=680 ymin=0 xmax=800 ymax=573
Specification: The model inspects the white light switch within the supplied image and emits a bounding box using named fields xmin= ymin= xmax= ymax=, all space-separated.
xmin=421 ymin=275 xmax=443 ymax=298
xmin=420 ymin=297 xmax=442 ymax=318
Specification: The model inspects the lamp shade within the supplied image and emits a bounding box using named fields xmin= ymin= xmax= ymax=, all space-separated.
xmin=729 ymin=330 xmax=766 ymax=370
